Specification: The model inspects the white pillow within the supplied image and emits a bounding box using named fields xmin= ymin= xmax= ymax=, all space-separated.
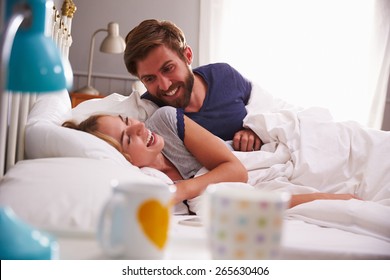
xmin=71 ymin=91 xmax=157 ymax=124
xmin=26 ymin=89 xmax=72 ymax=126
xmin=0 ymin=157 xmax=170 ymax=233
xmin=25 ymin=121 xmax=133 ymax=168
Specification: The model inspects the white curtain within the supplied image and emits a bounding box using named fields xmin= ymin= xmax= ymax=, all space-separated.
xmin=199 ymin=0 xmax=390 ymax=128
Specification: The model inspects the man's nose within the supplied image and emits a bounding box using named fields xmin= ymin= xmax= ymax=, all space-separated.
xmin=157 ymin=75 xmax=172 ymax=91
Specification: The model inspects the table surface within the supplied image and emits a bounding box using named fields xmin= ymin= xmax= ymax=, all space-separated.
xmin=53 ymin=216 xmax=390 ymax=260
xmin=54 ymin=216 xmax=210 ymax=260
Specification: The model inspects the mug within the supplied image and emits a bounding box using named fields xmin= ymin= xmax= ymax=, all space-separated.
xmin=204 ymin=183 xmax=291 ymax=260
xmin=98 ymin=180 xmax=175 ymax=259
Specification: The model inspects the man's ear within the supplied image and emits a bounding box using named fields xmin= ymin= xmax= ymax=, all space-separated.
xmin=183 ymin=46 xmax=193 ymax=65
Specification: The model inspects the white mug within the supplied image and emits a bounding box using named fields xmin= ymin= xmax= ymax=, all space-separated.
xmin=204 ymin=183 xmax=291 ymax=260
xmin=98 ymin=180 xmax=174 ymax=259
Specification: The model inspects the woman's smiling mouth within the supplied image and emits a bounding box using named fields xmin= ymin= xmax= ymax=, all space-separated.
xmin=146 ymin=130 xmax=155 ymax=147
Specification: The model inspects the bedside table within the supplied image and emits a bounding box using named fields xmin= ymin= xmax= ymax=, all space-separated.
xmin=51 ymin=216 xmax=211 ymax=259
xmin=70 ymin=92 xmax=104 ymax=108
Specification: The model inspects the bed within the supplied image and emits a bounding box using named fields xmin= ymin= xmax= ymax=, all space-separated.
xmin=1 ymin=3 xmax=390 ymax=260
xmin=1 ymin=84 xmax=390 ymax=259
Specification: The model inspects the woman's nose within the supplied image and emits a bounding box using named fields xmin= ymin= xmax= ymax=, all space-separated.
xmin=127 ymin=121 xmax=144 ymax=135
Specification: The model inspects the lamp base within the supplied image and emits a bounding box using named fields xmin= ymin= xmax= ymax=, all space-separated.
xmin=75 ymin=85 xmax=100 ymax=95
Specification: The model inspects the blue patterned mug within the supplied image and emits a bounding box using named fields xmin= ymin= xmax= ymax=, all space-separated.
xmin=204 ymin=183 xmax=291 ymax=260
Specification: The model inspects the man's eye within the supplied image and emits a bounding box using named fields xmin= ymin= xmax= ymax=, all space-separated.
xmin=162 ymin=64 xmax=174 ymax=73
xmin=142 ymin=76 xmax=155 ymax=84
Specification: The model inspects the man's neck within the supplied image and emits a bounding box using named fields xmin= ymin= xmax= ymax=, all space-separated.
xmin=184 ymin=73 xmax=207 ymax=113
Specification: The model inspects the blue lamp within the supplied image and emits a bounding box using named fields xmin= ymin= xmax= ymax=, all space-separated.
xmin=1 ymin=0 xmax=73 ymax=176
xmin=0 ymin=0 xmax=72 ymax=259
xmin=2 ymin=0 xmax=73 ymax=92
xmin=0 ymin=206 xmax=59 ymax=260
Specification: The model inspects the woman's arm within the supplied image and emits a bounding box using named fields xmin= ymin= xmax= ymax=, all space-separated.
xmin=172 ymin=116 xmax=248 ymax=204
xmin=290 ymin=193 xmax=360 ymax=208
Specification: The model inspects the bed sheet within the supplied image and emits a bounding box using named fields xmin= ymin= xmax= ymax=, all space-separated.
xmin=241 ymin=84 xmax=390 ymax=243
xmin=187 ymin=83 xmax=390 ymax=245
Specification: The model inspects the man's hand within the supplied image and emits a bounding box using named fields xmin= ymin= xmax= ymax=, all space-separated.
xmin=232 ymin=129 xmax=262 ymax=152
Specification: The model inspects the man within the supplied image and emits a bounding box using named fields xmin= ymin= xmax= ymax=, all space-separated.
xmin=123 ymin=19 xmax=262 ymax=152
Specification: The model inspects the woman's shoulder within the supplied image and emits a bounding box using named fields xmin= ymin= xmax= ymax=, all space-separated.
xmin=151 ymin=106 xmax=177 ymax=120
xmin=146 ymin=106 xmax=177 ymax=128
xmin=155 ymin=106 xmax=176 ymax=114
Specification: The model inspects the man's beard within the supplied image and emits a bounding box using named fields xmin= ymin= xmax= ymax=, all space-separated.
xmin=158 ymin=68 xmax=195 ymax=109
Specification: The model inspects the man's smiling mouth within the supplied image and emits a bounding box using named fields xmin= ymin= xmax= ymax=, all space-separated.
xmin=163 ymin=86 xmax=178 ymax=96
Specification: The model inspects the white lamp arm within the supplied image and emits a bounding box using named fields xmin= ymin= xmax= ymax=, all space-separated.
xmin=86 ymin=28 xmax=107 ymax=88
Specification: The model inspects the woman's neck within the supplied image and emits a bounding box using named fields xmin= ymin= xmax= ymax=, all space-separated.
xmin=149 ymin=153 xmax=183 ymax=182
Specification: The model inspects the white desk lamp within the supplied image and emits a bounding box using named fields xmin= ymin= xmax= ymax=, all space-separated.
xmin=76 ymin=22 xmax=126 ymax=95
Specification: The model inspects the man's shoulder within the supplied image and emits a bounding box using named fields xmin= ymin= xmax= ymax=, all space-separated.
xmin=194 ymin=62 xmax=232 ymax=73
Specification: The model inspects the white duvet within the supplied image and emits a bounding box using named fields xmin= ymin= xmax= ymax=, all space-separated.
xmin=190 ymin=83 xmax=390 ymax=243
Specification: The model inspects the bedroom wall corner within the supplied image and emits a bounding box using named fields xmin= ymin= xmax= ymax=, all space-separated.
xmin=381 ymin=72 xmax=390 ymax=131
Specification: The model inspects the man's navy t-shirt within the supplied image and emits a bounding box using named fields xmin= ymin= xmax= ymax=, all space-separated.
xmin=141 ymin=63 xmax=252 ymax=141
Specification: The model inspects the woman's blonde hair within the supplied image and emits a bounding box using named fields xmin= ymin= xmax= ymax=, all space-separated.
xmin=62 ymin=115 xmax=132 ymax=162
xmin=123 ymin=19 xmax=187 ymax=77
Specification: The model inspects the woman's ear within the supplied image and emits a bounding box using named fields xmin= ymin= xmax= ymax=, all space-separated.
xmin=183 ymin=46 xmax=193 ymax=65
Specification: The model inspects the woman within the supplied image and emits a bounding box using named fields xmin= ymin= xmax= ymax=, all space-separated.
xmin=63 ymin=106 xmax=358 ymax=207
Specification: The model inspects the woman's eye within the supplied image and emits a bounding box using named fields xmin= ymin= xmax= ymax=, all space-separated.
xmin=122 ymin=136 xmax=130 ymax=149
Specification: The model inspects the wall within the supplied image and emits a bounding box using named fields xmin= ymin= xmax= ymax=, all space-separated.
xmin=382 ymin=73 xmax=390 ymax=130
xmin=68 ymin=0 xmax=200 ymax=96
xmin=376 ymin=0 xmax=390 ymax=131
xmin=2 ymin=0 xmax=389 ymax=130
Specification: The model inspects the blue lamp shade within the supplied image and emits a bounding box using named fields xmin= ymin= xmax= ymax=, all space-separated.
xmin=6 ymin=0 xmax=73 ymax=92
xmin=0 ymin=207 xmax=58 ymax=259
